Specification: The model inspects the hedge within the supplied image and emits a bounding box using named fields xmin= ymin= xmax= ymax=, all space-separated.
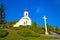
xmin=0 ymin=29 xmax=8 ymax=38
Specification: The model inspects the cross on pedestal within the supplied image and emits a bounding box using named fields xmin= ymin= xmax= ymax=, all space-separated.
xmin=43 ymin=16 xmax=48 ymax=35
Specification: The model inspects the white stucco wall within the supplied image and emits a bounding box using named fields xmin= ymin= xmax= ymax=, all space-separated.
xmin=13 ymin=10 xmax=31 ymax=27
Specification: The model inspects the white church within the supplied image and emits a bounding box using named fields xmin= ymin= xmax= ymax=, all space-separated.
xmin=13 ymin=9 xmax=31 ymax=27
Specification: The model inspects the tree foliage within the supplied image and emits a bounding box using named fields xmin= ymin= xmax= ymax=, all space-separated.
xmin=30 ymin=22 xmax=45 ymax=34
xmin=55 ymin=26 xmax=60 ymax=34
xmin=0 ymin=4 xmax=5 ymax=24
xmin=55 ymin=26 xmax=59 ymax=32
xmin=47 ymin=23 xmax=54 ymax=32
xmin=0 ymin=29 xmax=8 ymax=38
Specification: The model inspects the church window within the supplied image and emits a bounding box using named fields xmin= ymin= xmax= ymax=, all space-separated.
xmin=24 ymin=22 xmax=25 ymax=25
xmin=26 ymin=21 xmax=27 ymax=24
xmin=26 ymin=13 xmax=27 ymax=16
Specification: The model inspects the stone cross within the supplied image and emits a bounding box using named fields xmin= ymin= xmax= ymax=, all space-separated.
xmin=43 ymin=16 xmax=48 ymax=35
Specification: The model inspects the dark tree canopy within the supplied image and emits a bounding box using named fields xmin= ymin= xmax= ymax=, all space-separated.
xmin=0 ymin=4 xmax=5 ymax=24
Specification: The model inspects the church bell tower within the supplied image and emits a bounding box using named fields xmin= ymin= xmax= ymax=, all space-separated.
xmin=24 ymin=9 xmax=28 ymax=17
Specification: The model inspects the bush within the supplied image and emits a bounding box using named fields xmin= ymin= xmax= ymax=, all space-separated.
xmin=21 ymin=34 xmax=40 ymax=37
xmin=30 ymin=26 xmax=45 ymax=34
xmin=55 ymin=31 xmax=60 ymax=35
xmin=0 ymin=30 xmax=8 ymax=38
xmin=17 ymin=29 xmax=40 ymax=37
xmin=11 ymin=26 xmax=24 ymax=30
xmin=54 ymin=27 xmax=60 ymax=35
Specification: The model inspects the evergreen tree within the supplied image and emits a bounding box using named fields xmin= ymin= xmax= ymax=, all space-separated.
xmin=0 ymin=4 xmax=6 ymax=28
xmin=47 ymin=23 xmax=54 ymax=32
xmin=55 ymin=26 xmax=59 ymax=32
xmin=0 ymin=4 xmax=5 ymax=24
xmin=32 ymin=22 xmax=38 ymax=27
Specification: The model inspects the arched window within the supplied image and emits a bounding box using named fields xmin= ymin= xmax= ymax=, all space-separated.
xmin=26 ymin=13 xmax=27 ymax=16
xmin=24 ymin=22 xmax=25 ymax=25
xmin=26 ymin=21 xmax=27 ymax=24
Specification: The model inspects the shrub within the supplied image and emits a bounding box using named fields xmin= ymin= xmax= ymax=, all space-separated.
xmin=55 ymin=31 xmax=60 ymax=35
xmin=17 ymin=29 xmax=40 ymax=37
xmin=0 ymin=29 xmax=8 ymax=38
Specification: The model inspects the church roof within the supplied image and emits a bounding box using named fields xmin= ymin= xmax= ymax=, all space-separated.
xmin=23 ymin=18 xmax=29 ymax=20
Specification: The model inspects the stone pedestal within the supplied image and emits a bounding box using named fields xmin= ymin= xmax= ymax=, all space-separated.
xmin=45 ymin=31 xmax=48 ymax=35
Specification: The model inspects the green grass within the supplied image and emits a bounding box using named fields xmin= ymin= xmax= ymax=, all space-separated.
xmin=0 ymin=30 xmax=58 ymax=40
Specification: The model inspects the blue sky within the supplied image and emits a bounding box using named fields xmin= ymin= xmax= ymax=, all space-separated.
xmin=0 ymin=0 xmax=60 ymax=27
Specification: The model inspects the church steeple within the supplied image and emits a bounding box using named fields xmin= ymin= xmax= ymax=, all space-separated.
xmin=24 ymin=8 xmax=28 ymax=17
xmin=25 ymin=8 xmax=28 ymax=12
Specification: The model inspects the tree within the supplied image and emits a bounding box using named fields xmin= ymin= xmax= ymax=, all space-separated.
xmin=30 ymin=22 xmax=45 ymax=34
xmin=55 ymin=26 xmax=59 ymax=32
xmin=47 ymin=23 xmax=54 ymax=33
xmin=0 ymin=4 xmax=6 ymax=28
xmin=31 ymin=22 xmax=38 ymax=27
xmin=0 ymin=4 xmax=5 ymax=24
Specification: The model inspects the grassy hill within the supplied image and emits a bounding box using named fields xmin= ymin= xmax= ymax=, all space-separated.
xmin=0 ymin=26 xmax=57 ymax=40
xmin=0 ymin=22 xmax=60 ymax=40
xmin=0 ymin=30 xmax=57 ymax=40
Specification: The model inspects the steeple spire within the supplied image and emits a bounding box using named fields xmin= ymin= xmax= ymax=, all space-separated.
xmin=24 ymin=8 xmax=28 ymax=17
xmin=25 ymin=8 xmax=28 ymax=12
